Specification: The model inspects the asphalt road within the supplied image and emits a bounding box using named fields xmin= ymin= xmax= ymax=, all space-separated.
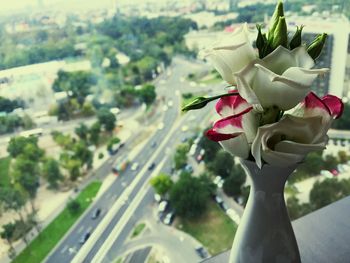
xmin=45 ymin=58 xmax=203 ymax=263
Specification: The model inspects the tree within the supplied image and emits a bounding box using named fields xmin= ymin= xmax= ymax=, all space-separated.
xmin=89 ymin=121 xmax=101 ymax=145
xmin=208 ymin=150 xmax=235 ymax=178
xmin=149 ymin=173 xmax=173 ymax=196
xmin=0 ymin=188 xmax=26 ymax=223
xmin=298 ymin=151 xmax=323 ymax=175
xmin=75 ymin=123 xmax=89 ymax=141
xmin=198 ymin=134 xmax=221 ymax=163
xmin=16 ymin=172 xmax=40 ymax=213
xmin=73 ymin=141 xmax=93 ymax=169
xmin=137 ymin=84 xmax=156 ymax=105
xmin=97 ymin=108 xmax=116 ymax=132
xmin=309 ymin=178 xmax=350 ymax=210
xmin=286 ymin=196 xmax=312 ymax=220
xmin=42 ymin=158 xmax=63 ymax=189
xmin=338 ymin=150 xmax=349 ymax=164
xmin=67 ymin=200 xmax=81 ymax=215
xmin=323 ymin=154 xmax=337 ymax=171
xmin=169 ymin=172 xmax=211 ymax=218
xmin=332 ymin=103 xmax=350 ymax=129
xmin=107 ymin=137 xmax=121 ymax=152
xmin=7 ymin=136 xmax=39 ymax=158
xmin=223 ymin=164 xmax=246 ymax=197
xmin=173 ymin=143 xmax=189 ymax=170
xmin=1 ymin=222 xmax=16 ymax=251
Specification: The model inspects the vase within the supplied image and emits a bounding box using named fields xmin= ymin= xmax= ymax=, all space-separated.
xmin=229 ymin=159 xmax=301 ymax=263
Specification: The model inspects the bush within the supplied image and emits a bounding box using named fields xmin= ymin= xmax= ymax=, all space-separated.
xmin=67 ymin=200 xmax=81 ymax=215
xmin=98 ymin=152 xmax=104 ymax=159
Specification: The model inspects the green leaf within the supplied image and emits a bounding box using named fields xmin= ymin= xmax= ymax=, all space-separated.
xmin=307 ymin=33 xmax=328 ymax=60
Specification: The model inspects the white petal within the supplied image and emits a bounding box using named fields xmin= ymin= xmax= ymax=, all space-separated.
xmin=220 ymin=134 xmax=250 ymax=159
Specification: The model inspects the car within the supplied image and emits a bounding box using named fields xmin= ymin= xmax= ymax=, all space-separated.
xmin=148 ymin=162 xmax=156 ymax=170
xmin=131 ymin=162 xmax=139 ymax=171
xmin=195 ymin=247 xmax=209 ymax=259
xmin=184 ymin=164 xmax=193 ymax=173
xmin=220 ymin=202 xmax=228 ymax=211
xmin=320 ymin=170 xmax=333 ymax=178
xmin=91 ymin=208 xmax=101 ymax=219
xmin=163 ymin=212 xmax=175 ymax=225
xmin=330 ymin=169 xmax=339 ymax=176
xmin=154 ymin=193 xmax=161 ymax=203
xmin=162 ymin=105 xmax=168 ymax=112
xmin=79 ymin=231 xmax=91 ymax=244
xmin=214 ymin=195 xmax=223 ymax=204
xmin=167 ymin=100 xmax=173 ymax=107
xmin=157 ymin=122 xmax=164 ymax=130
xmin=158 ymin=201 xmax=168 ymax=213
xmin=181 ymin=125 xmax=189 ymax=132
xmin=151 ymin=141 xmax=157 ymax=148
xmin=214 ymin=176 xmax=224 ymax=188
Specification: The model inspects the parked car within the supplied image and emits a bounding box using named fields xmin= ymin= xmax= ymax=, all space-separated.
xmin=158 ymin=201 xmax=168 ymax=213
xmin=195 ymin=247 xmax=209 ymax=259
xmin=226 ymin=208 xmax=241 ymax=224
xmin=79 ymin=231 xmax=91 ymax=244
xmin=163 ymin=212 xmax=175 ymax=225
xmin=320 ymin=170 xmax=333 ymax=178
xmin=91 ymin=208 xmax=101 ymax=219
xmin=154 ymin=193 xmax=162 ymax=203
xmin=148 ymin=162 xmax=156 ymax=170
xmin=214 ymin=195 xmax=223 ymax=204
xmin=151 ymin=141 xmax=157 ymax=148
xmin=131 ymin=162 xmax=139 ymax=171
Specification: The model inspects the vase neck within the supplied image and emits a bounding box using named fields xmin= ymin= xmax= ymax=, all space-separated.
xmin=241 ymin=160 xmax=297 ymax=194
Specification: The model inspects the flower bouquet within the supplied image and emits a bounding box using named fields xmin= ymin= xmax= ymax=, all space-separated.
xmin=183 ymin=2 xmax=344 ymax=263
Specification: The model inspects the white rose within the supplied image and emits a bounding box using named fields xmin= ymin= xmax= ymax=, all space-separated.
xmin=201 ymin=24 xmax=256 ymax=85
xmin=251 ymin=115 xmax=327 ymax=168
xmin=235 ymin=46 xmax=329 ymax=111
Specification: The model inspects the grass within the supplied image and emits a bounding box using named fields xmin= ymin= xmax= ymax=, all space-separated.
xmin=12 ymin=181 xmax=102 ymax=263
xmin=131 ymin=222 xmax=146 ymax=238
xmin=176 ymin=201 xmax=237 ymax=255
xmin=0 ymin=157 xmax=11 ymax=187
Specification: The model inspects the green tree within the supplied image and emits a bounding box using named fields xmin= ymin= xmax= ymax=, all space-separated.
xmin=298 ymin=151 xmax=323 ymax=175
xmin=173 ymin=143 xmax=189 ymax=170
xmin=42 ymin=158 xmax=63 ymax=189
xmin=332 ymin=103 xmax=350 ymax=129
xmin=137 ymin=84 xmax=156 ymax=105
xmin=67 ymin=199 xmax=81 ymax=215
xmin=7 ymin=136 xmax=39 ymax=158
xmin=97 ymin=108 xmax=116 ymax=132
xmin=286 ymin=196 xmax=312 ymax=220
xmin=338 ymin=150 xmax=349 ymax=164
xmin=75 ymin=123 xmax=89 ymax=141
xmin=0 ymin=188 xmax=26 ymax=223
xmin=0 ymin=222 xmax=16 ymax=251
xmin=169 ymin=172 xmax=211 ymax=218
xmin=72 ymin=141 xmax=93 ymax=169
xmin=16 ymin=172 xmax=40 ymax=213
xmin=149 ymin=173 xmax=173 ymax=196
xmin=89 ymin=121 xmax=101 ymax=145
xmin=107 ymin=137 xmax=121 ymax=152
xmin=208 ymin=150 xmax=235 ymax=178
xmin=198 ymin=134 xmax=221 ymax=163
xmin=310 ymin=178 xmax=350 ymax=210
xmin=323 ymin=154 xmax=338 ymax=171
xmin=223 ymin=164 xmax=246 ymax=197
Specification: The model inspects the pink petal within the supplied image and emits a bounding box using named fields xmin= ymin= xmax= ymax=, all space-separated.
xmin=303 ymin=92 xmax=331 ymax=115
xmin=206 ymin=129 xmax=241 ymax=142
xmin=214 ymin=107 xmax=253 ymax=131
xmin=322 ymin=95 xmax=344 ymax=119
xmin=215 ymin=90 xmax=249 ymax=117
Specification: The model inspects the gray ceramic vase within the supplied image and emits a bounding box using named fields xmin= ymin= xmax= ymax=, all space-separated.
xmin=229 ymin=159 xmax=301 ymax=263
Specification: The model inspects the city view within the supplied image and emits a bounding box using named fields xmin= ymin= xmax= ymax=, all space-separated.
xmin=0 ymin=0 xmax=350 ymax=263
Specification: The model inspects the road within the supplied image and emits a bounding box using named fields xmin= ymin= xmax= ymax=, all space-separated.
xmin=45 ymin=57 xmax=206 ymax=263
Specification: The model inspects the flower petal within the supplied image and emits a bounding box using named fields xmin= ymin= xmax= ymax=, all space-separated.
xmin=220 ymin=134 xmax=250 ymax=159
xmin=215 ymin=91 xmax=250 ymax=117
xmin=201 ymin=24 xmax=256 ymax=84
xmin=205 ymin=129 xmax=241 ymax=142
xmin=322 ymin=94 xmax=344 ymax=119
xmin=252 ymin=115 xmax=327 ymax=168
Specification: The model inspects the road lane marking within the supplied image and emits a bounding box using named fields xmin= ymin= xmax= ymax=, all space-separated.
xmin=77 ymin=226 xmax=84 ymax=234
xmin=60 ymin=245 xmax=68 ymax=254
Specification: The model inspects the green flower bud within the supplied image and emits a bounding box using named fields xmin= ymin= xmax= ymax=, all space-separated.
xmin=271 ymin=16 xmax=288 ymax=49
xmin=268 ymin=1 xmax=284 ymax=40
xmin=256 ymin=24 xmax=267 ymax=58
xmin=182 ymin=96 xmax=209 ymax=112
xmin=307 ymin=33 xmax=327 ymax=60
xmin=289 ymin=25 xmax=304 ymax=50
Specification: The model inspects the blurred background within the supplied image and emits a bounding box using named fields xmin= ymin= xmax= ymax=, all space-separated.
xmin=0 ymin=1 xmax=349 ymax=263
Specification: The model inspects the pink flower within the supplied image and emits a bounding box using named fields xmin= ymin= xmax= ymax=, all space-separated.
xmin=206 ymin=92 xmax=258 ymax=159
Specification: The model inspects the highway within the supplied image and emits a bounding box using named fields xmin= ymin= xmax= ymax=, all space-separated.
xmin=45 ymin=57 xmax=208 ymax=263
